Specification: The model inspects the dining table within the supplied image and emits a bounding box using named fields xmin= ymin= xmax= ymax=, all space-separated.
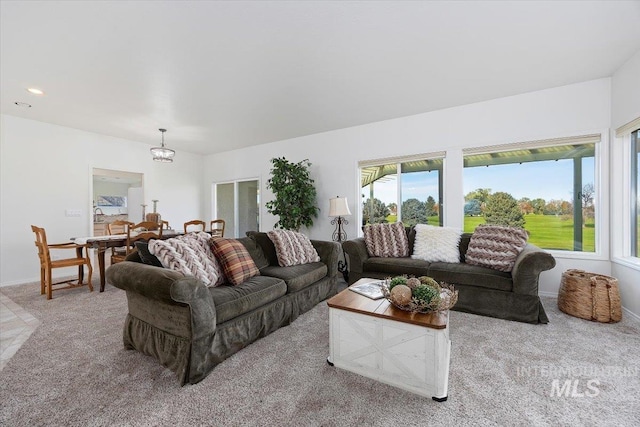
xmin=72 ymin=230 xmax=183 ymax=292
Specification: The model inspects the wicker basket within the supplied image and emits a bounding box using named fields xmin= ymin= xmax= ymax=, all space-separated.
xmin=557 ymin=269 xmax=622 ymax=323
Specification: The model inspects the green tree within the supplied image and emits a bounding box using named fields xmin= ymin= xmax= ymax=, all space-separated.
xmin=401 ymin=198 xmax=427 ymax=227
xmin=464 ymin=199 xmax=482 ymax=216
xmin=425 ymin=196 xmax=437 ymax=218
xmin=265 ymin=157 xmax=319 ymax=231
xmin=363 ymin=198 xmax=390 ymax=225
xmin=531 ymin=198 xmax=546 ymax=214
xmin=465 ymin=188 xmax=492 ymax=204
xmin=518 ymin=197 xmax=533 ymax=215
xmin=484 ymin=191 xmax=525 ymax=227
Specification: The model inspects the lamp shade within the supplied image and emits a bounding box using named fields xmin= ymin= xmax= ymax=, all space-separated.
xmin=329 ymin=197 xmax=351 ymax=217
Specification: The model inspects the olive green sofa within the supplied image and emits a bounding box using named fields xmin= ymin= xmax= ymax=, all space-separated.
xmin=342 ymin=232 xmax=555 ymax=324
xmin=106 ymin=232 xmax=339 ymax=385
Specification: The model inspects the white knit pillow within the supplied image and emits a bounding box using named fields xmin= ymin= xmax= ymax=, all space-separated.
xmin=411 ymin=224 xmax=462 ymax=263
xmin=149 ymin=232 xmax=225 ymax=287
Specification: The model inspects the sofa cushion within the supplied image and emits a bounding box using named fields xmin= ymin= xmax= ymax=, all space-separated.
xmin=149 ymin=233 xmax=224 ymax=287
xmin=465 ymin=225 xmax=528 ymax=272
xmin=363 ymin=222 xmax=410 ymax=257
xmin=428 ymin=262 xmax=513 ymax=292
xmin=412 ymin=224 xmax=462 ymax=263
xmin=246 ymin=231 xmax=279 ymax=266
xmin=134 ymin=241 xmax=163 ymax=267
xmin=210 ymin=238 xmax=260 ymax=285
xmin=237 ymin=236 xmax=270 ymax=270
xmin=209 ymin=276 xmax=287 ymax=324
xmin=364 ymin=257 xmax=430 ymax=277
xmin=260 ymin=262 xmax=327 ymax=293
xmin=267 ymin=230 xmax=320 ymax=267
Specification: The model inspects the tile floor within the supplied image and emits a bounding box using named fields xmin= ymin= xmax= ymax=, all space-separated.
xmin=0 ymin=290 xmax=39 ymax=371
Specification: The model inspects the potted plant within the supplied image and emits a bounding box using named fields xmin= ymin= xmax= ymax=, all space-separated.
xmin=266 ymin=157 xmax=319 ymax=231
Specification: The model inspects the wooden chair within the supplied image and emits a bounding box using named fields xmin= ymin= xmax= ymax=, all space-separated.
xmin=31 ymin=225 xmax=93 ymax=299
xmin=107 ymin=220 xmax=134 ymax=265
xmin=210 ymin=219 xmax=225 ymax=237
xmin=124 ymin=221 xmax=163 ymax=258
xmin=161 ymin=220 xmax=171 ymax=230
xmin=184 ymin=220 xmax=206 ymax=233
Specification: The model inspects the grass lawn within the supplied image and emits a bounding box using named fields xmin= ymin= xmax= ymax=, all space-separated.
xmin=464 ymin=214 xmax=595 ymax=252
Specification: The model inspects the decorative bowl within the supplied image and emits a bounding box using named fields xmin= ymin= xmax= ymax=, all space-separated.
xmin=381 ymin=275 xmax=458 ymax=313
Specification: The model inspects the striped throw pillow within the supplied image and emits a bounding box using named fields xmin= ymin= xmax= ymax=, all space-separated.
xmin=209 ymin=237 xmax=260 ymax=285
xmin=363 ymin=222 xmax=410 ymax=258
xmin=266 ymin=230 xmax=320 ymax=267
xmin=465 ymin=225 xmax=528 ymax=272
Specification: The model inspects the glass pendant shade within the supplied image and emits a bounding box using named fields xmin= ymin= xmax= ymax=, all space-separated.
xmin=151 ymin=128 xmax=175 ymax=162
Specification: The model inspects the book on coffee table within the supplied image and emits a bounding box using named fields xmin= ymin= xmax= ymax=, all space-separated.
xmin=349 ymin=280 xmax=385 ymax=300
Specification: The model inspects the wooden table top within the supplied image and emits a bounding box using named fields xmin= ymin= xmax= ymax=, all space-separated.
xmin=327 ymin=281 xmax=448 ymax=330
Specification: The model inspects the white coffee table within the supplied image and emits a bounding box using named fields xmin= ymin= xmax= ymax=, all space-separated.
xmin=327 ymin=278 xmax=451 ymax=401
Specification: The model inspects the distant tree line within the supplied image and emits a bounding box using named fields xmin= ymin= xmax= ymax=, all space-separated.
xmin=464 ymin=184 xmax=595 ymax=227
xmin=362 ymin=183 xmax=595 ymax=228
xmin=362 ymin=196 xmax=439 ymax=227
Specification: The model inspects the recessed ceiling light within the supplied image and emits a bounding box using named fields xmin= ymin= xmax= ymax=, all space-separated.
xmin=27 ymin=88 xmax=44 ymax=95
xmin=14 ymin=101 xmax=32 ymax=108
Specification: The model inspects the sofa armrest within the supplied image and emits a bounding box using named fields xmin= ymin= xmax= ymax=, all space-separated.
xmin=310 ymin=240 xmax=340 ymax=277
xmin=106 ymin=261 xmax=217 ymax=338
xmin=342 ymin=238 xmax=369 ymax=276
xmin=511 ymin=244 xmax=556 ymax=296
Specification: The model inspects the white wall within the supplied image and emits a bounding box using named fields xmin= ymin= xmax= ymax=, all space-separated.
xmin=203 ymin=78 xmax=614 ymax=300
xmin=0 ymin=115 xmax=204 ymax=286
xmin=611 ymin=49 xmax=640 ymax=318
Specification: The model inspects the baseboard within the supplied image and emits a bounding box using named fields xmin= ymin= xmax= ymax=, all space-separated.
xmin=539 ymin=291 xmax=640 ymax=321
xmin=1 ymin=276 xmax=40 ymax=288
xmin=623 ymin=306 xmax=640 ymax=321
xmin=539 ymin=291 xmax=557 ymax=298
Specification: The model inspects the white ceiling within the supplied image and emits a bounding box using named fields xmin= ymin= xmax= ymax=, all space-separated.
xmin=2 ymin=1 xmax=640 ymax=155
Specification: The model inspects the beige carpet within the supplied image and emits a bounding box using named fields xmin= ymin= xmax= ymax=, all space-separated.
xmin=1 ymin=281 xmax=639 ymax=426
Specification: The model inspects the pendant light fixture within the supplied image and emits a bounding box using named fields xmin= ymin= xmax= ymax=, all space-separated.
xmin=150 ymin=128 xmax=175 ymax=162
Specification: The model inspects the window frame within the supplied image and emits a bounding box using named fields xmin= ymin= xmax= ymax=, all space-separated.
xmin=612 ymin=117 xmax=640 ymax=268
xmin=358 ymin=152 xmax=445 ymax=233
xmin=630 ymin=129 xmax=639 ymax=258
xmin=461 ymin=133 xmax=606 ymax=258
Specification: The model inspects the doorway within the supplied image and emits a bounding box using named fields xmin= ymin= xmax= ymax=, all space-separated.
xmin=92 ymin=168 xmax=144 ymax=237
xmin=214 ymin=179 xmax=260 ymax=238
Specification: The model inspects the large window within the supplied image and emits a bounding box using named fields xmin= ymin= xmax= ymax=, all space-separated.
xmin=360 ymin=153 xmax=443 ymax=227
xmin=463 ymin=135 xmax=599 ymax=252
xmin=631 ymin=130 xmax=639 ymax=257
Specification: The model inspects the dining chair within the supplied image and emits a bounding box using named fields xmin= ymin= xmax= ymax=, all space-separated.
xmin=184 ymin=220 xmax=206 ymax=233
xmin=161 ymin=220 xmax=171 ymax=230
xmin=31 ymin=225 xmax=93 ymax=299
xmin=124 ymin=221 xmax=163 ymax=258
xmin=107 ymin=220 xmax=134 ymax=265
xmin=210 ymin=219 xmax=225 ymax=237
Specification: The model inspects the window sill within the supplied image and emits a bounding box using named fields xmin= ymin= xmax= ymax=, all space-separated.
xmin=547 ymin=250 xmax=608 ymax=261
xmin=611 ymin=257 xmax=640 ymax=271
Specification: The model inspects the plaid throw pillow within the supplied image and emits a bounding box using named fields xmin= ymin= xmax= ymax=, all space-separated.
xmin=209 ymin=237 xmax=260 ymax=285
xmin=266 ymin=230 xmax=320 ymax=267
xmin=465 ymin=225 xmax=528 ymax=272
xmin=363 ymin=222 xmax=410 ymax=257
